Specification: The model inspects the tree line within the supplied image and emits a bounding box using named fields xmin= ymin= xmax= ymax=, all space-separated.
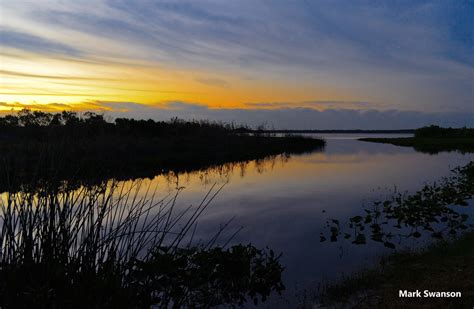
xmin=0 ymin=109 xmax=249 ymax=139
xmin=414 ymin=125 xmax=474 ymax=138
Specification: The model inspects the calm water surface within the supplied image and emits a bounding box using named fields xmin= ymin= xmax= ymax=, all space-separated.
xmin=123 ymin=134 xmax=474 ymax=306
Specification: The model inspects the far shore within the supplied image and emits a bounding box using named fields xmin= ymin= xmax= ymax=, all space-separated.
xmin=359 ymin=126 xmax=474 ymax=153
xmin=258 ymin=129 xmax=415 ymax=134
xmin=0 ymin=109 xmax=325 ymax=192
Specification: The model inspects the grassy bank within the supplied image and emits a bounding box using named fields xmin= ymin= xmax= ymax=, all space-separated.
xmin=318 ymin=231 xmax=474 ymax=308
xmin=359 ymin=125 xmax=474 ymax=153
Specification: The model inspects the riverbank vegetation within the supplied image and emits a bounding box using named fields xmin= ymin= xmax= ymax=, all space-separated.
xmin=0 ymin=109 xmax=325 ymax=193
xmin=359 ymin=125 xmax=474 ymax=153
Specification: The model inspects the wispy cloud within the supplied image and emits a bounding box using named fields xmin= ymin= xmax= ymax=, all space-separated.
xmin=0 ymin=29 xmax=80 ymax=56
xmin=0 ymin=69 xmax=119 ymax=81
xmin=195 ymin=78 xmax=229 ymax=88
xmin=244 ymin=101 xmax=377 ymax=110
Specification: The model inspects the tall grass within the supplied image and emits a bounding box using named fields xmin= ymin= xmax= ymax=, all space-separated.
xmin=1 ymin=181 xmax=212 ymax=264
xmin=0 ymin=181 xmax=284 ymax=308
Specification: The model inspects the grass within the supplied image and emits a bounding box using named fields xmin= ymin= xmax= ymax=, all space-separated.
xmin=318 ymin=231 xmax=474 ymax=308
xmin=0 ymin=181 xmax=285 ymax=308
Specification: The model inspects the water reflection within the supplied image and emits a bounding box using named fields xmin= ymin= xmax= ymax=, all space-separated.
xmin=163 ymin=154 xmax=291 ymax=187
xmin=3 ymin=134 xmax=473 ymax=307
xmin=125 ymin=134 xmax=473 ymax=306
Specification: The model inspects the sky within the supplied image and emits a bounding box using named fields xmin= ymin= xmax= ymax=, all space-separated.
xmin=0 ymin=0 xmax=473 ymax=129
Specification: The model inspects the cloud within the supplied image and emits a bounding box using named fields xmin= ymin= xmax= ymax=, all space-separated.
xmin=0 ymin=101 xmax=109 ymax=113
xmin=0 ymin=30 xmax=80 ymax=56
xmin=1 ymin=0 xmax=473 ymax=112
xmin=244 ymin=101 xmax=376 ymax=110
xmin=195 ymin=78 xmax=229 ymax=88
xmin=0 ymin=69 xmax=119 ymax=81
xmin=2 ymin=101 xmax=471 ymax=130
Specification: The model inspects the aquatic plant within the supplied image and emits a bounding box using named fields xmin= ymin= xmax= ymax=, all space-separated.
xmin=321 ymin=161 xmax=474 ymax=248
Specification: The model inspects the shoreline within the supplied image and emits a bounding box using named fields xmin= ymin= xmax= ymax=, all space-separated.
xmin=317 ymin=231 xmax=474 ymax=308
xmin=0 ymin=133 xmax=325 ymax=193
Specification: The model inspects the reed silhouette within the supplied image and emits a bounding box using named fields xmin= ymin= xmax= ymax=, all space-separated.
xmin=0 ymin=181 xmax=285 ymax=308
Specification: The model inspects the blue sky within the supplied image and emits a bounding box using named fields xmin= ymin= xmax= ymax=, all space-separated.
xmin=0 ymin=0 xmax=473 ymax=128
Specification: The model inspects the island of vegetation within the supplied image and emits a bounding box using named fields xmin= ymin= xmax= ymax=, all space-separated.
xmin=0 ymin=109 xmax=325 ymax=192
xmin=359 ymin=125 xmax=474 ymax=153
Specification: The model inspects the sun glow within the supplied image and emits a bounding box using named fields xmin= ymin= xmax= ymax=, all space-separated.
xmin=1 ymin=47 xmax=358 ymax=112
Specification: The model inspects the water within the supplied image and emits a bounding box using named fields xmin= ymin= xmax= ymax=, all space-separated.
xmin=11 ymin=133 xmax=474 ymax=306
xmin=113 ymin=133 xmax=472 ymax=305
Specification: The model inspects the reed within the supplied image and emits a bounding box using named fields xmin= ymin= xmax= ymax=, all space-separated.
xmin=0 ymin=181 xmax=284 ymax=308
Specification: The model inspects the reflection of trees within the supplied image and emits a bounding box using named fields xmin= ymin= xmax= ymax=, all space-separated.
xmin=0 ymin=181 xmax=284 ymax=307
xmin=162 ymin=154 xmax=291 ymax=187
xmin=0 ymin=109 xmax=323 ymax=194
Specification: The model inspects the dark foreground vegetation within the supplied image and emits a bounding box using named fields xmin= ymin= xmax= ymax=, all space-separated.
xmin=318 ymin=232 xmax=474 ymax=308
xmin=0 ymin=109 xmax=325 ymax=192
xmin=0 ymin=182 xmax=284 ymax=308
xmin=0 ymin=109 xmax=297 ymax=307
xmin=359 ymin=125 xmax=474 ymax=153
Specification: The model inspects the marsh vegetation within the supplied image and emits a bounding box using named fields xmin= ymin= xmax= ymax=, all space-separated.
xmin=360 ymin=125 xmax=474 ymax=153
xmin=0 ymin=109 xmax=317 ymax=308
xmin=321 ymin=162 xmax=474 ymax=248
xmin=0 ymin=182 xmax=285 ymax=308
xmin=0 ymin=109 xmax=325 ymax=193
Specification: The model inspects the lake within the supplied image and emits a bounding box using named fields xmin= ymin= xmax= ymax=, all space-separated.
xmin=106 ymin=133 xmax=473 ymax=306
xmin=7 ymin=133 xmax=473 ymax=306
